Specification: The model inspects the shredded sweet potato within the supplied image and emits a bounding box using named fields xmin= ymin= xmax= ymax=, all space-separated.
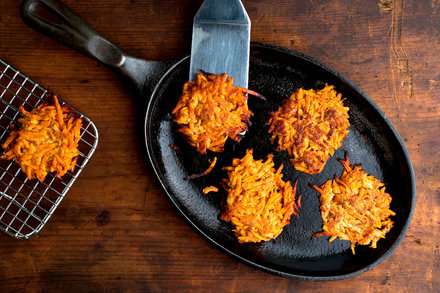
xmin=203 ymin=186 xmax=218 ymax=194
xmin=1 ymin=94 xmax=82 ymax=182
xmin=267 ymin=84 xmax=350 ymax=175
xmin=220 ymin=149 xmax=300 ymax=243
xmin=312 ymin=154 xmax=395 ymax=254
xmin=185 ymin=157 xmax=217 ymax=180
xmin=172 ymin=73 xmax=261 ymax=155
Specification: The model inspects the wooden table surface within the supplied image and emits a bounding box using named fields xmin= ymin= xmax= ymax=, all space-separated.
xmin=0 ymin=0 xmax=438 ymax=292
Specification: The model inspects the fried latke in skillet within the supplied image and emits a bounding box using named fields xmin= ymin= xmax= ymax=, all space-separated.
xmin=312 ymin=154 xmax=395 ymax=254
xmin=267 ymin=84 xmax=350 ymax=174
xmin=172 ymin=73 xmax=262 ymax=155
xmin=220 ymin=149 xmax=300 ymax=243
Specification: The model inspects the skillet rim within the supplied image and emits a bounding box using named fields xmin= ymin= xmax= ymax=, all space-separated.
xmin=143 ymin=42 xmax=416 ymax=281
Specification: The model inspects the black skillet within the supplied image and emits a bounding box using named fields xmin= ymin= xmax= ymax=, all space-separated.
xmin=20 ymin=0 xmax=416 ymax=281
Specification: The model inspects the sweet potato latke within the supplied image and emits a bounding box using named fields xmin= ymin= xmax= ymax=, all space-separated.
xmin=172 ymin=73 xmax=260 ymax=155
xmin=220 ymin=149 xmax=300 ymax=243
xmin=267 ymin=84 xmax=350 ymax=175
xmin=1 ymin=94 xmax=82 ymax=182
xmin=312 ymin=154 xmax=395 ymax=254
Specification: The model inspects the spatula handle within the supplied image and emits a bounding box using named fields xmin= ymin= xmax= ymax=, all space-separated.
xmin=20 ymin=0 xmax=126 ymax=69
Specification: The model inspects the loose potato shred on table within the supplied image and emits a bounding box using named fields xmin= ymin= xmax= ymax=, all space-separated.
xmin=267 ymin=84 xmax=350 ymax=175
xmin=312 ymin=154 xmax=395 ymax=254
xmin=1 ymin=94 xmax=82 ymax=182
xmin=172 ymin=72 xmax=261 ymax=155
xmin=220 ymin=149 xmax=300 ymax=243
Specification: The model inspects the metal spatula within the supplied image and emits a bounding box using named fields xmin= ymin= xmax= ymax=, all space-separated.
xmin=189 ymin=0 xmax=251 ymax=88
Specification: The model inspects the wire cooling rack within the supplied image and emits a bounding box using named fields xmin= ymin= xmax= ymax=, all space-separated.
xmin=0 ymin=59 xmax=99 ymax=239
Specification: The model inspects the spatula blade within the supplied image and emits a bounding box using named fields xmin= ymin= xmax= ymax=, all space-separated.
xmin=189 ymin=0 xmax=250 ymax=88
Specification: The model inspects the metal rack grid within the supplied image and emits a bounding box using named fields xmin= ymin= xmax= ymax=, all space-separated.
xmin=0 ymin=59 xmax=99 ymax=239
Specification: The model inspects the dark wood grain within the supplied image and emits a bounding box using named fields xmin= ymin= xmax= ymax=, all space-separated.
xmin=0 ymin=0 xmax=438 ymax=292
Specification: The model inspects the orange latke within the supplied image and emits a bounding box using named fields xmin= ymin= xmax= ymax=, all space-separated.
xmin=220 ymin=149 xmax=300 ymax=243
xmin=1 ymin=95 xmax=82 ymax=182
xmin=312 ymin=154 xmax=395 ymax=254
xmin=267 ymin=84 xmax=350 ymax=174
xmin=172 ymin=73 xmax=257 ymax=155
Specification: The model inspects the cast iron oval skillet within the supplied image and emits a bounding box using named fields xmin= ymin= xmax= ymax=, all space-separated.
xmin=21 ymin=0 xmax=415 ymax=281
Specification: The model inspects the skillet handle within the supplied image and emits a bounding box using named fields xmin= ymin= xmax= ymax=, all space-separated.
xmin=20 ymin=0 xmax=175 ymax=99
xmin=20 ymin=0 xmax=126 ymax=69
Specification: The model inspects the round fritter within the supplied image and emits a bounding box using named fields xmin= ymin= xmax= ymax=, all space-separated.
xmin=172 ymin=73 xmax=255 ymax=155
xmin=267 ymin=84 xmax=350 ymax=175
xmin=1 ymin=95 xmax=82 ymax=182
xmin=220 ymin=149 xmax=300 ymax=243
xmin=312 ymin=154 xmax=395 ymax=254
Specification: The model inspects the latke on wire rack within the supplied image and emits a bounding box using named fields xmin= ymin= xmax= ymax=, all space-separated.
xmin=1 ymin=94 xmax=82 ymax=182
